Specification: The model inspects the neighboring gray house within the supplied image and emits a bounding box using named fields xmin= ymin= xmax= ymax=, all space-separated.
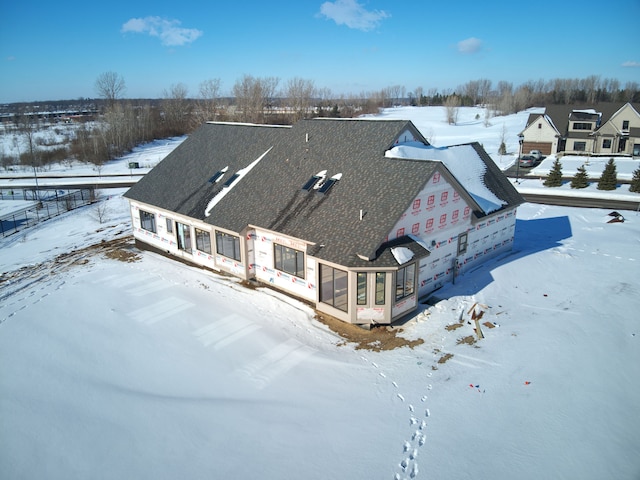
xmin=124 ymin=119 xmax=523 ymax=325
xmin=521 ymin=102 xmax=640 ymax=156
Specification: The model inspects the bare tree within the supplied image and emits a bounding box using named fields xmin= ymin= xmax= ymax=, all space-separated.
xmin=444 ymin=95 xmax=461 ymax=124
xmin=623 ymin=81 xmax=639 ymax=101
xmin=284 ymin=77 xmax=316 ymax=122
xmin=388 ymin=85 xmax=404 ymax=106
xmin=232 ymin=75 xmax=280 ymax=123
xmin=477 ymin=79 xmax=492 ymax=105
xmin=95 ymin=72 xmax=126 ymax=106
xmin=194 ymin=78 xmax=223 ymax=125
xmin=14 ymin=111 xmax=42 ymax=199
xmin=92 ymin=193 xmax=111 ymax=224
xmin=414 ymin=86 xmax=424 ymax=105
xmin=161 ymin=83 xmax=192 ymax=135
xmin=462 ymin=80 xmax=480 ymax=105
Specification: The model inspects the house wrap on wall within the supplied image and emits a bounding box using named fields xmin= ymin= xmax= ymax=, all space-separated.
xmin=124 ymin=119 xmax=523 ymax=325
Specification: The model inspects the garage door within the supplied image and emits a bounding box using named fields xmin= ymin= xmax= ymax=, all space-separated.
xmin=522 ymin=142 xmax=552 ymax=156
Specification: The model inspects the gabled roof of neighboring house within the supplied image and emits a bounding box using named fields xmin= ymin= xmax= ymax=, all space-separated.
xmin=568 ymin=110 xmax=600 ymax=122
xmin=543 ymin=103 xmax=640 ymax=137
xmin=125 ymin=119 xmax=523 ymax=268
xmin=523 ymin=113 xmax=561 ymax=136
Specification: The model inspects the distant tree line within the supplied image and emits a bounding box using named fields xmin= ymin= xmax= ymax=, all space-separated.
xmin=2 ymin=72 xmax=638 ymax=170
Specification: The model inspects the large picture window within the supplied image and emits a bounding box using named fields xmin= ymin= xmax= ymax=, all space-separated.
xmin=320 ymin=264 xmax=348 ymax=312
xmin=375 ymin=272 xmax=386 ymax=305
xmin=274 ymin=244 xmax=305 ymax=278
xmin=357 ymin=272 xmax=367 ymax=305
xmin=140 ymin=210 xmax=156 ymax=233
xmin=215 ymin=231 xmax=241 ymax=261
xmin=395 ymin=264 xmax=416 ymax=302
xmin=176 ymin=222 xmax=191 ymax=252
xmin=195 ymin=228 xmax=212 ymax=254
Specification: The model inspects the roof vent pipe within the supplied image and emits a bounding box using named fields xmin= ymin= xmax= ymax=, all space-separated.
xmin=305 ymin=133 xmax=309 ymax=143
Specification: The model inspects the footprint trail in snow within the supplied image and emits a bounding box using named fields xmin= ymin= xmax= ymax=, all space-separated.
xmin=361 ymin=354 xmax=436 ymax=479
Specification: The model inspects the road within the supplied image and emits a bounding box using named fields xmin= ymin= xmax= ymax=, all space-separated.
xmin=521 ymin=192 xmax=640 ymax=210
xmin=2 ymin=174 xmax=639 ymax=211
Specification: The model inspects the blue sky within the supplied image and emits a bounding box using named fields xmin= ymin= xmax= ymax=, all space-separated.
xmin=1 ymin=0 xmax=639 ymax=103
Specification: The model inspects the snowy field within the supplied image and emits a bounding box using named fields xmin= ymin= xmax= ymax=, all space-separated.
xmin=1 ymin=107 xmax=640 ymax=479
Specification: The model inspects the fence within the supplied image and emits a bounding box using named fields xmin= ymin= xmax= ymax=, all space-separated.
xmin=0 ymin=188 xmax=95 ymax=237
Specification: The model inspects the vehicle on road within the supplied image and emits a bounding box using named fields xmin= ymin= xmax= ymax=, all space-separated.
xmin=519 ymin=155 xmax=537 ymax=167
xmin=529 ymin=150 xmax=543 ymax=160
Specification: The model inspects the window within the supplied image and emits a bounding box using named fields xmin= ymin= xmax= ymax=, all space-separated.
xmin=426 ymin=218 xmax=434 ymax=229
xmin=574 ymin=141 xmax=586 ymax=151
xmin=375 ymin=272 xmax=386 ymax=305
xmin=140 ymin=210 xmax=156 ymax=233
xmin=396 ymin=228 xmax=405 ymax=238
xmin=603 ymin=139 xmax=612 ymax=149
xmin=427 ymin=195 xmax=435 ymax=206
xmin=223 ymin=173 xmax=240 ymax=187
xmin=432 ymin=172 xmax=440 ymax=183
xmin=622 ymin=120 xmax=629 ymax=131
xmin=176 ymin=222 xmax=191 ymax=252
xmin=458 ymin=232 xmax=468 ymax=255
xmin=573 ymin=122 xmax=592 ymax=130
xmin=538 ymin=123 xmax=542 ymax=129
xmin=439 ymin=213 xmax=447 ymax=225
xmin=302 ymin=171 xmax=325 ymax=191
xmin=320 ymin=264 xmax=348 ymax=312
xmin=208 ymin=166 xmax=228 ymax=183
xmin=395 ymin=264 xmax=416 ymax=301
xmin=195 ymin=228 xmax=212 ymax=254
xmin=215 ymin=231 xmax=241 ymax=261
xmin=412 ymin=223 xmax=420 ymax=234
xmin=412 ymin=199 xmax=421 ymax=210
xmin=452 ymin=209 xmax=459 ymax=221
xmin=357 ymin=272 xmax=367 ymax=305
xmin=441 ymin=191 xmax=448 ymax=202
xmin=318 ymin=173 xmax=342 ymax=194
xmin=274 ymin=244 xmax=305 ymax=278
xmin=166 ymin=218 xmax=173 ymax=233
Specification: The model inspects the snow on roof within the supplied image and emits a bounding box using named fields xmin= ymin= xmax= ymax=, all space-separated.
xmin=391 ymin=246 xmax=414 ymax=265
xmin=385 ymin=142 xmax=506 ymax=214
xmin=204 ymin=147 xmax=272 ymax=217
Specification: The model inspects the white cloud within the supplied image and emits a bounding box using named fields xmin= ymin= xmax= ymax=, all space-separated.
xmin=457 ymin=37 xmax=483 ymax=54
xmin=121 ymin=16 xmax=202 ymax=47
xmin=621 ymin=60 xmax=640 ymax=68
xmin=318 ymin=0 xmax=390 ymax=31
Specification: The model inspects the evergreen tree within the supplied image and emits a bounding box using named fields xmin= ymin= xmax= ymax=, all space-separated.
xmin=629 ymin=167 xmax=640 ymax=193
xmin=544 ymin=158 xmax=563 ymax=187
xmin=498 ymin=141 xmax=507 ymax=155
xmin=570 ymin=164 xmax=589 ymax=189
xmin=597 ymin=158 xmax=617 ymax=191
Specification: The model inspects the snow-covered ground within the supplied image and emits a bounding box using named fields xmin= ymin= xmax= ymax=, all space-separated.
xmin=1 ymin=107 xmax=640 ymax=479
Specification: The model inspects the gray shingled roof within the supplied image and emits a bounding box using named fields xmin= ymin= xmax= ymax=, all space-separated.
xmin=544 ymin=103 xmax=640 ymax=136
xmin=126 ymin=118 xmax=522 ymax=267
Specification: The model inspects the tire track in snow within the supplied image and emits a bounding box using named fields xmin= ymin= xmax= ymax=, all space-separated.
xmin=193 ymin=314 xmax=262 ymax=350
xmin=237 ymin=338 xmax=316 ymax=390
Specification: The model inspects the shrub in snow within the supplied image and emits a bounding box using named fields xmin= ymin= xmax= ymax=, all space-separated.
xmin=630 ymin=167 xmax=640 ymax=193
xmin=597 ymin=158 xmax=617 ymax=191
xmin=570 ymin=164 xmax=589 ymax=189
xmin=498 ymin=141 xmax=507 ymax=155
xmin=544 ymin=158 xmax=563 ymax=187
